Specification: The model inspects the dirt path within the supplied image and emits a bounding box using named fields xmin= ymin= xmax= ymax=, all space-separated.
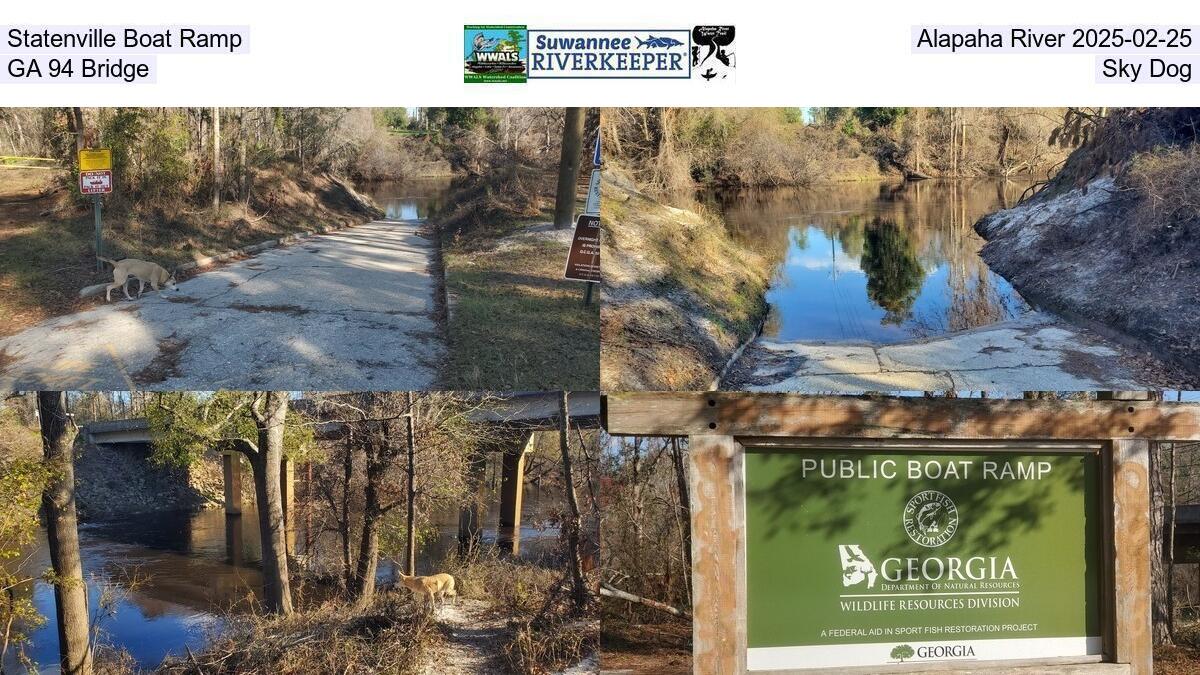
xmin=0 ymin=220 xmax=444 ymax=390
xmin=723 ymin=311 xmax=1166 ymax=391
xmin=421 ymin=599 xmax=508 ymax=675
xmin=420 ymin=599 xmax=599 ymax=674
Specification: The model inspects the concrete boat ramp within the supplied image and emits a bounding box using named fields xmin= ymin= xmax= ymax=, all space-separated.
xmin=722 ymin=312 xmax=1150 ymax=392
xmin=0 ymin=220 xmax=443 ymax=391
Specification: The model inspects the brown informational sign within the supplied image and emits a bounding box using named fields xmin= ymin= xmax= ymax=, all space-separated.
xmin=564 ymin=213 xmax=601 ymax=282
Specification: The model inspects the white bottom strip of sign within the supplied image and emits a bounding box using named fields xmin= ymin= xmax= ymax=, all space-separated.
xmin=747 ymin=636 xmax=1102 ymax=671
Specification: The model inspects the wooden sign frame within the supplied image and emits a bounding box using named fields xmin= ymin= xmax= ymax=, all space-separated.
xmin=603 ymin=392 xmax=1200 ymax=675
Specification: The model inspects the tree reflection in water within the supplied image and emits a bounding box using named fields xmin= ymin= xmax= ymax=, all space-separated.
xmin=697 ymin=179 xmax=1033 ymax=343
xmin=860 ymin=218 xmax=924 ymax=325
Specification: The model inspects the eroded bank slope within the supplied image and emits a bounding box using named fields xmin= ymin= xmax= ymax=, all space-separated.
xmin=601 ymin=170 xmax=769 ymax=390
xmin=974 ymin=109 xmax=1200 ymax=384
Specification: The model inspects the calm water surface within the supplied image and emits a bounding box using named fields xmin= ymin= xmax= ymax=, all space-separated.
xmin=4 ymin=488 xmax=560 ymax=673
xmin=700 ymin=180 xmax=1034 ymax=344
xmin=358 ymin=178 xmax=455 ymax=221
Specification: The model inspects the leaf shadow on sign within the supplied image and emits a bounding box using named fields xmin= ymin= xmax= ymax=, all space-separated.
xmin=745 ymin=450 xmax=1095 ymax=561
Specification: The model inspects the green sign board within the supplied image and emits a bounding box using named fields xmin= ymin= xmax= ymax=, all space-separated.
xmin=745 ymin=449 xmax=1102 ymax=670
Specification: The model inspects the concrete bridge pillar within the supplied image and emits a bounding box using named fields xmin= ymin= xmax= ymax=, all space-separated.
xmin=458 ymin=449 xmax=489 ymax=555
xmin=498 ymin=431 xmax=535 ymax=555
xmin=222 ymin=452 xmax=242 ymax=515
xmin=224 ymin=512 xmax=244 ymax=566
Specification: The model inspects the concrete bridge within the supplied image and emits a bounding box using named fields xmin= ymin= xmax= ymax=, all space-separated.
xmin=83 ymin=391 xmax=601 ymax=558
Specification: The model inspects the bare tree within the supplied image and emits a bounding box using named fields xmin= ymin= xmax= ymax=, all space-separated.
xmin=308 ymin=392 xmax=482 ymax=605
xmin=405 ymin=390 xmax=417 ymax=576
xmin=554 ymin=108 xmax=586 ymax=228
xmin=669 ymin=437 xmax=692 ymax=578
xmin=558 ymin=391 xmax=589 ymax=611
xmin=211 ymin=107 xmax=222 ymax=212
xmin=37 ymin=392 xmax=93 ymax=675
xmin=68 ymin=108 xmax=85 ymax=156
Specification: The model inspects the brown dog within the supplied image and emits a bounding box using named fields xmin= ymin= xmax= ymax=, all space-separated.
xmin=397 ymin=572 xmax=458 ymax=608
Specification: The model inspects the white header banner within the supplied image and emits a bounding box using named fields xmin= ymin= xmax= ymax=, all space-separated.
xmin=1 ymin=0 xmax=1197 ymax=105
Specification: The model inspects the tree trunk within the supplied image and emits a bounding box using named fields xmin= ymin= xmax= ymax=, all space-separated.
xmin=238 ymin=108 xmax=248 ymax=202
xmin=405 ymin=391 xmax=418 ymax=576
xmin=341 ymin=432 xmax=356 ymax=592
xmin=69 ymin=108 xmax=85 ymax=157
xmin=37 ymin=392 xmax=93 ymax=675
xmin=211 ymin=107 xmax=221 ymax=212
xmin=1168 ymin=442 xmax=1178 ymax=640
xmin=949 ymin=108 xmax=957 ymax=177
xmin=250 ymin=392 xmax=293 ymax=615
xmin=352 ymin=453 xmax=382 ymax=605
xmin=630 ymin=438 xmax=644 ymax=543
xmin=670 ymin=437 xmax=693 ymax=583
xmin=997 ymin=124 xmax=1010 ymax=174
xmin=1151 ymin=441 xmax=1171 ymax=645
xmin=558 ymin=391 xmax=589 ymax=611
xmin=553 ymin=108 xmax=586 ymax=228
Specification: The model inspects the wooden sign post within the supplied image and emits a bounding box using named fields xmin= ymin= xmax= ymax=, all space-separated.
xmin=603 ymin=392 xmax=1200 ymax=675
xmin=564 ymin=132 xmax=602 ymax=304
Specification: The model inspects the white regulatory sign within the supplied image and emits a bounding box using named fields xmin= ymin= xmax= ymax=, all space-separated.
xmin=80 ymin=170 xmax=113 ymax=195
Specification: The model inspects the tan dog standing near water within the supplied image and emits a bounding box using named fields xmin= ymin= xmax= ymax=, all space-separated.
xmin=99 ymin=257 xmax=178 ymax=301
xmin=397 ymin=572 xmax=457 ymax=608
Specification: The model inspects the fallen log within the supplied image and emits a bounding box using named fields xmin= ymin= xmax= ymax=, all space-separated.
xmin=599 ymin=582 xmax=690 ymax=618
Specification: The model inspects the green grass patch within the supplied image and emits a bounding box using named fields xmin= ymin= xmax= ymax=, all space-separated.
xmin=441 ymin=229 xmax=599 ymax=390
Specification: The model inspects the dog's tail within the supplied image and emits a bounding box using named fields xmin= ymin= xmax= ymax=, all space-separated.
xmin=97 ymin=256 xmax=119 ymax=267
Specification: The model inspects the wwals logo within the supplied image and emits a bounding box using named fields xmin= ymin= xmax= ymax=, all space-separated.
xmin=903 ymin=490 xmax=959 ymax=547
xmin=464 ymin=25 xmax=528 ymax=83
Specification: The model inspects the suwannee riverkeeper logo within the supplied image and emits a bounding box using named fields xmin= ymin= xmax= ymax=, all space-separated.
xmin=463 ymin=25 xmax=734 ymax=82
xmin=903 ymin=490 xmax=959 ymax=547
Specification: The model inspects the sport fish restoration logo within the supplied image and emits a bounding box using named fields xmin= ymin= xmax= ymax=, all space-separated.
xmin=464 ymin=25 xmax=527 ymax=83
xmin=903 ymin=490 xmax=959 ymax=547
xmin=526 ymin=30 xmax=691 ymax=79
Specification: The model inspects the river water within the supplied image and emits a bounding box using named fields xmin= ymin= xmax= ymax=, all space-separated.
xmin=3 ymin=489 xmax=560 ymax=673
xmin=700 ymin=180 xmax=1034 ymax=344
xmin=357 ymin=178 xmax=455 ymax=221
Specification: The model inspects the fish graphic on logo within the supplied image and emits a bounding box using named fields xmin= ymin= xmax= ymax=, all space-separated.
xmin=472 ymin=33 xmax=501 ymax=52
xmin=838 ymin=544 xmax=878 ymax=589
xmin=903 ymin=490 xmax=960 ymax=547
xmin=636 ymin=35 xmax=685 ymax=49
